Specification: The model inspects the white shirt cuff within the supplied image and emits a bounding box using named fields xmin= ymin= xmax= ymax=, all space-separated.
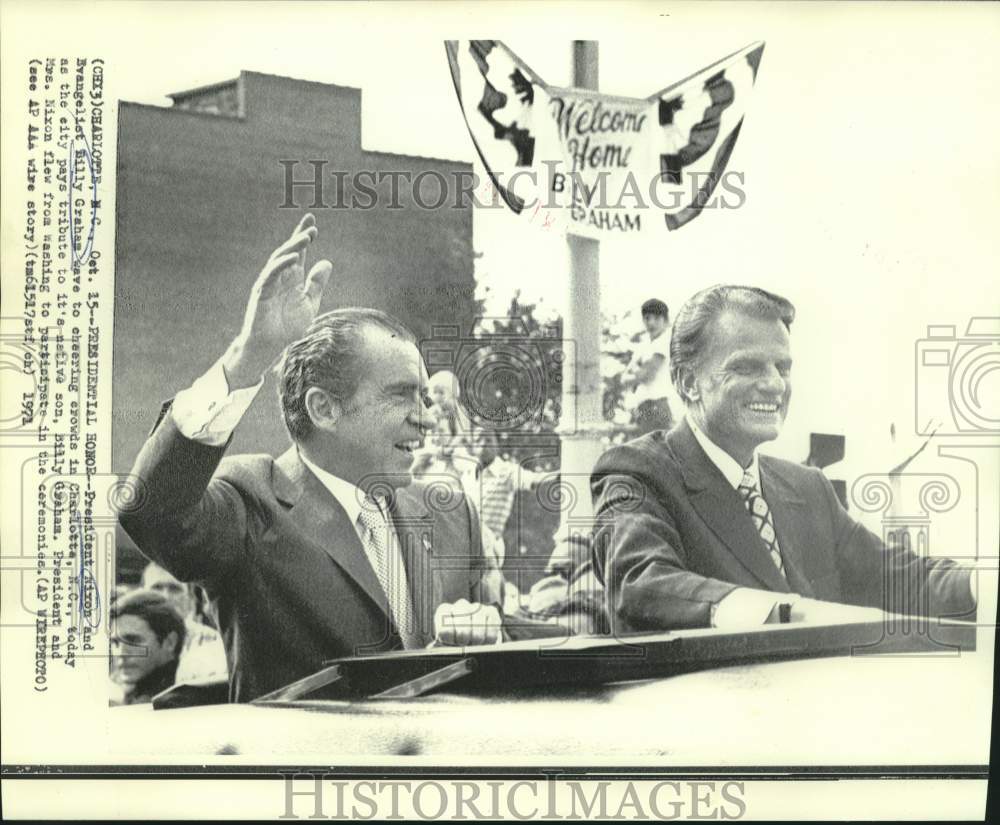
xmin=712 ymin=587 xmax=782 ymax=629
xmin=171 ymin=359 xmax=263 ymax=446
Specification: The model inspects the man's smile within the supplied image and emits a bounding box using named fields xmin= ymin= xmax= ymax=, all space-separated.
xmin=394 ymin=438 xmax=423 ymax=455
xmin=746 ymin=401 xmax=781 ymax=415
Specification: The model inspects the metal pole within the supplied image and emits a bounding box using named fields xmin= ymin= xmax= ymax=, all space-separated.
xmin=555 ymin=41 xmax=608 ymax=561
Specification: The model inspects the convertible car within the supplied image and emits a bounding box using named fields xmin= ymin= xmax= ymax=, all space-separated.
xmin=109 ymin=611 xmax=992 ymax=765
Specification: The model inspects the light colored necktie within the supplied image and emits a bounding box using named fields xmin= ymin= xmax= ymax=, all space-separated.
xmin=737 ymin=470 xmax=787 ymax=582
xmin=357 ymin=495 xmax=420 ymax=649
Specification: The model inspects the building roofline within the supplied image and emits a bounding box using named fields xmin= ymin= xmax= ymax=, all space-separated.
xmin=118 ymin=100 xmax=246 ymax=122
xmin=166 ymin=70 xmax=363 ymax=102
xmin=239 ymin=69 xmax=362 ymax=94
xmin=362 ymin=148 xmax=472 ymax=168
xmin=167 ymin=77 xmax=240 ymax=101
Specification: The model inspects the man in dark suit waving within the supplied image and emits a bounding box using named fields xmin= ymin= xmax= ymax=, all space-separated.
xmin=119 ymin=215 xmax=505 ymax=701
xmin=592 ymin=285 xmax=979 ymax=632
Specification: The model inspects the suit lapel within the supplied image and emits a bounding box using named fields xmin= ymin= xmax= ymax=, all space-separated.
xmin=669 ymin=422 xmax=791 ymax=593
xmin=272 ymin=448 xmax=391 ymax=616
xmin=759 ymin=459 xmax=815 ymax=598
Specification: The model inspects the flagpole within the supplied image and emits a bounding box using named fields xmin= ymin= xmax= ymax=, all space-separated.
xmin=554 ymin=41 xmax=608 ymax=568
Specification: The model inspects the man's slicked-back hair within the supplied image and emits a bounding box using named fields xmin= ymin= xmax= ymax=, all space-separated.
xmin=279 ymin=307 xmax=415 ymax=442
xmin=669 ymin=285 xmax=795 ymax=401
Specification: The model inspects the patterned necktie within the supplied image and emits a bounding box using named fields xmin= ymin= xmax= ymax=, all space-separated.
xmin=737 ymin=470 xmax=787 ymax=582
xmin=357 ymin=495 xmax=420 ymax=649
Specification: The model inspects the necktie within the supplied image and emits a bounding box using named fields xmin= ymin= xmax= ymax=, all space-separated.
xmin=737 ymin=470 xmax=787 ymax=582
xmin=357 ymin=495 xmax=420 ymax=649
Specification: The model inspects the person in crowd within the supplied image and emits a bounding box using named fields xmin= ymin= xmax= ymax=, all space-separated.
xmin=428 ymin=370 xmax=471 ymax=436
xmin=110 ymin=589 xmax=186 ymax=705
xmin=592 ymin=285 xmax=979 ymax=631
xmin=141 ymin=562 xmax=228 ymax=684
xmin=411 ymin=370 xmax=474 ymax=482
xmin=462 ymin=431 xmax=550 ymax=559
xmin=526 ymin=532 xmax=610 ymax=636
xmin=621 ymin=298 xmax=675 ymax=436
xmin=118 ymin=214 xmax=527 ymax=702
xmin=460 ymin=429 xmax=553 ymax=615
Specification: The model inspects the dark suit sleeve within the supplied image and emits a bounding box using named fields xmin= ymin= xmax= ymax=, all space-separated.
xmin=816 ymin=469 xmax=975 ymax=619
xmin=591 ymin=445 xmax=739 ymax=631
xmin=465 ymin=493 xmax=505 ymax=608
xmin=118 ymin=410 xmax=252 ymax=588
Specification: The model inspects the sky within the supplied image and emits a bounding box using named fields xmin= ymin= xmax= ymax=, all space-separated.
xmin=3 ymin=0 xmax=999 ymax=473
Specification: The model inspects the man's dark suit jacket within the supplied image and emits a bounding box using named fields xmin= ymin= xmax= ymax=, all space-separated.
xmin=591 ymin=420 xmax=975 ymax=632
xmin=119 ymin=411 xmax=504 ymax=702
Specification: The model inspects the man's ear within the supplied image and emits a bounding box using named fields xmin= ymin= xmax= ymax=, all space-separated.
xmin=163 ymin=630 xmax=180 ymax=658
xmin=304 ymin=387 xmax=341 ymax=432
xmin=677 ymin=368 xmax=700 ymax=405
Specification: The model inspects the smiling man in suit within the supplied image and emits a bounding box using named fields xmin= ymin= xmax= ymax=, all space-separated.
xmin=592 ymin=285 xmax=979 ymax=632
xmin=119 ymin=215 xmax=505 ymax=702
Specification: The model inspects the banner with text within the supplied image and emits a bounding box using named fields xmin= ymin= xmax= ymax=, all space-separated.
xmin=445 ymin=40 xmax=764 ymax=238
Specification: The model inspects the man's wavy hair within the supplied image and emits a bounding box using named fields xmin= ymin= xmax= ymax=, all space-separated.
xmin=279 ymin=308 xmax=415 ymax=442
xmin=669 ymin=285 xmax=796 ymax=404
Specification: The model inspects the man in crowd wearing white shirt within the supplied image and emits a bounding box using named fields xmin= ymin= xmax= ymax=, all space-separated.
xmin=621 ymin=298 xmax=675 ymax=437
xmin=118 ymin=214 xmax=507 ymax=702
xmin=591 ymin=285 xmax=980 ymax=631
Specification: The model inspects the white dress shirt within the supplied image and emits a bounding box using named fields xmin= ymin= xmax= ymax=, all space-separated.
xmin=686 ymin=416 xmax=800 ymax=628
xmin=171 ymin=358 xmax=263 ymax=446
xmin=297 ymin=453 xmax=402 ymax=551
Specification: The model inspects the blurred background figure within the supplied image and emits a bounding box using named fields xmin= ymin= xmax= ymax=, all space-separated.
xmin=621 ymin=298 xmax=674 ymax=436
xmin=428 ymin=369 xmax=470 ymax=434
xmin=412 ymin=370 xmax=474 ymax=483
xmin=110 ymin=589 xmax=186 ymax=705
xmin=463 ymin=428 xmax=552 ymax=613
xmin=526 ymin=533 xmax=610 ymax=636
xmin=140 ymin=562 xmax=228 ymax=684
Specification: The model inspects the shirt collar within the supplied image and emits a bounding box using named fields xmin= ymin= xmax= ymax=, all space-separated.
xmin=686 ymin=414 xmax=760 ymax=490
xmin=298 ymin=452 xmax=375 ymax=526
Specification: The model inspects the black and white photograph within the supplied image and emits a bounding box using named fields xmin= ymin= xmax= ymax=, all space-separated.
xmin=1 ymin=1 xmax=998 ymax=820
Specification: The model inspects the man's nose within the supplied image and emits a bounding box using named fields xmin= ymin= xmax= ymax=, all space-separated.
xmin=758 ymin=367 xmax=787 ymax=394
xmin=411 ymin=402 xmax=434 ymax=434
